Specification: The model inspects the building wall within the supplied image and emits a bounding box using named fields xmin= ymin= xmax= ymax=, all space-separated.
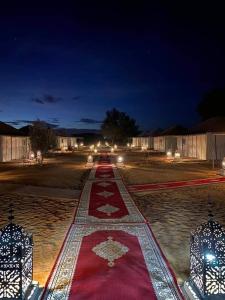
xmin=57 ymin=136 xmax=77 ymax=150
xmin=0 ymin=136 xmax=30 ymax=162
xmin=153 ymin=136 xmax=166 ymax=152
xmin=206 ymin=133 xmax=225 ymax=160
xmin=177 ymin=134 xmax=207 ymax=160
xmin=132 ymin=137 xmax=154 ymax=149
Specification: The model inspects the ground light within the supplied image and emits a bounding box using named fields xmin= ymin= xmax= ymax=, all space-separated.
xmin=219 ymin=157 xmax=225 ymax=175
xmin=86 ymin=155 xmax=94 ymax=167
xmin=166 ymin=150 xmax=173 ymax=159
xmin=174 ymin=150 xmax=181 ymax=160
xmin=116 ymin=155 xmax=124 ymax=167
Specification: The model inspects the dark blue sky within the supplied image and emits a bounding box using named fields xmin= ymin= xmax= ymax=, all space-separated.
xmin=0 ymin=2 xmax=225 ymax=130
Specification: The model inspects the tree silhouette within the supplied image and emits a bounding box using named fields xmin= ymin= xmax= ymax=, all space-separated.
xmin=30 ymin=120 xmax=57 ymax=155
xmin=197 ymin=88 xmax=225 ymax=120
xmin=101 ymin=108 xmax=140 ymax=143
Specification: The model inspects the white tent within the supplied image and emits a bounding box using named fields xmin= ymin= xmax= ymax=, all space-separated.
xmin=132 ymin=136 xmax=153 ymax=149
xmin=177 ymin=133 xmax=225 ymax=160
xmin=0 ymin=136 xmax=30 ymax=162
xmin=57 ymin=136 xmax=78 ymax=151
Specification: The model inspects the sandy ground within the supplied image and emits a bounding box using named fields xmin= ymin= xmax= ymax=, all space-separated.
xmin=119 ymin=151 xmax=219 ymax=184
xmin=0 ymin=152 xmax=89 ymax=286
xmin=118 ymin=151 xmax=225 ymax=283
xmin=133 ymin=184 xmax=225 ymax=284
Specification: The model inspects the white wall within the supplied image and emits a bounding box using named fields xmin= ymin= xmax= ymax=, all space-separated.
xmin=57 ymin=136 xmax=77 ymax=150
xmin=0 ymin=136 xmax=30 ymax=162
xmin=177 ymin=134 xmax=207 ymax=160
xmin=153 ymin=136 xmax=166 ymax=152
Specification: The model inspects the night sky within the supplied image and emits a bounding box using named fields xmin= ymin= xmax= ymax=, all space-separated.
xmin=0 ymin=2 xmax=225 ymax=130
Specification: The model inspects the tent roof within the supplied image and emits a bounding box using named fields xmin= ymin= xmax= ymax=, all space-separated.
xmin=161 ymin=125 xmax=188 ymax=136
xmin=191 ymin=117 xmax=225 ymax=133
xmin=0 ymin=122 xmax=23 ymax=136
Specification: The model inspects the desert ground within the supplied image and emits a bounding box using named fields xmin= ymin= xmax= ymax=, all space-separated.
xmin=0 ymin=151 xmax=91 ymax=286
xmin=118 ymin=150 xmax=225 ymax=284
xmin=1 ymin=149 xmax=224 ymax=287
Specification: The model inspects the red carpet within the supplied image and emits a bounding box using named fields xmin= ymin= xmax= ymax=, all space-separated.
xmin=89 ymin=180 xmax=129 ymax=219
xmin=68 ymin=230 xmax=157 ymax=300
xmin=43 ymin=157 xmax=184 ymax=300
xmin=128 ymin=176 xmax=225 ymax=192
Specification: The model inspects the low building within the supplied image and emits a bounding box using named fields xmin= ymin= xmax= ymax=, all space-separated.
xmin=0 ymin=122 xmax=30 ymax=162
xmin=153 ymin=125 xmax=187 ymax=153
xmin=132 ymin=129 xmax=162 ymax=149
xmin=57 ymin=136 xmax=78 ymax=151
xmin=177 ymin=117 xmax=225 ymax=160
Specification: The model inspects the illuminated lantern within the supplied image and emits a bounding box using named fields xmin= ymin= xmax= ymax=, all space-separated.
xmin=166 ymin=150 xmax=173 ymax=159
xmin=36 ymin=150 xmax=42 ymax=164
xmin=94 ymin=148 xmax=98 ymax=154
xmin=111 ymin=147 xmax=114 ymax=153
xmin=174 ymin=150 xmax=181 ymax=160
xmin=0 ymin=205 xmax=39 ymax=299
xmin=29 ymin=151 xmax=35 ymax=160
xmin=184 ymin=214 xmax=225 ymax=299
xmin=116 ymin=156 xmax=124 ymax=167
xmin=87 ymin=155 xmax=93 ymax=163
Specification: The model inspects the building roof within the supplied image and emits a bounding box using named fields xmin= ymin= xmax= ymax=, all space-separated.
xmin=0 ymin=122 xmax=23 ymax=136
xmin=18 ymin=125 xmax=32 ymax=136
xmin=160 ymin=125 xmax=188 ymax=136
xmin=191 ymin=117 xmax=225 ymax=134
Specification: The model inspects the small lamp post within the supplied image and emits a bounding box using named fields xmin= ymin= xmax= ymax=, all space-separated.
xmin=116 ymin=155 xmax=124 ymax=167
xmin=0 ymin=205 xmax=39 ymax=299
xmin=184 ymin=203 xmax=225 ymax=299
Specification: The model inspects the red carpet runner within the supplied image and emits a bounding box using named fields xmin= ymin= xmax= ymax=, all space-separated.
xmin=42 ymin=154 xmax=184 ymax=299
xmin=128 ymin=176 xmax=225 ymax=193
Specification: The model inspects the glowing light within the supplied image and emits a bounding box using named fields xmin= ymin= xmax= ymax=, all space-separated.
xmin=141 ymin=145 xmax=147 ymax=151
xmin=117 ymin=156 xmax=124 ymax=163
xmin=205 ymin=253 xmax=216 ymax=262
xmin=167 ymin=150 xmax=172 ymax=159
xmin=87 ymin=155 xmax=93 ymax=163
xmin=222 ymin=158 xmax=225 ymax=169
xmin=127 ymin=143 xmax=130 ymax=147
xmin=75 ymin=143 xmax=78 ymax=148
xmin=111 ymin=147 xmax=114 ymax=153
xmin=114 ymin=144 xmax=117 ymax=150
xmin=97 ymin=141 xmax=101 ymax=147
xmin=174 ymin=151 xmax=181 ymax=159
xmin=90 ymin=145 xmax=94 ymax=150
xmin=80 ymin=142 xmax=84 ymax=147
xmin=94 ymin=148 xmax=98 ymax=153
